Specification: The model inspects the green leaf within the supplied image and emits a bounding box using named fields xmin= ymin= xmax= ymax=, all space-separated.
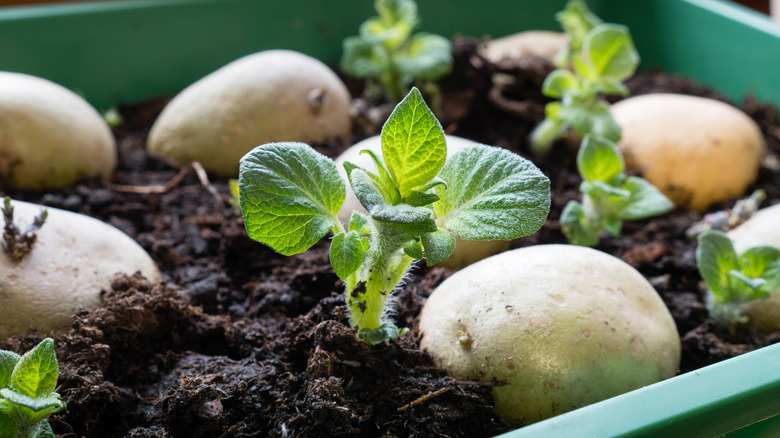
xmin=560 ymin=200 xmax=599 ymax=247
xmin=591 ymin=78 xmax=630 ymax=96
xmin=421 ymin=229 xmax=456 ymax=266
xmin=0 ymin=351 xmax=20 ymax=389
xmin=357 ymin=322 xmax=408 ymax=345
xmin=542 ymin=69 xmax=581 ymax=99
xmin=349 ymin=167 xmax=389 ymax=213
xmin=340 ymin=36 xmax=387 ymax=79
xmin=0 ymin=413 xmax=15 ymax=438
xmin=577 ymin=135 xmax=624 ymax=183
xmin=0 ymin=389 xmax=65 ymax=425
xmin=11 ymin=339 xmax=58 ymax=399
xmin=403 ymin=189 xmax=439 ymax=207
xmin=381 ymin=88 xmax=447 ymax=196
xmin=348 ymin=211 xmax=371 ymax=235
xmin=603 ymin=214 xmax=623 ymax=237
xmin=360 ymin=0 xmax=417 ymax=48
xmin=435 ymin=144 xmax=550 ymax=240
xmin=403 ymin=240 xmax=423 ymax=259
xmin=330 ymin=231 xmax=366 ymax=280
xmin=357 ymin=149 xmax=401 ymax=204
xmin=619 ymin=176 xmax=674 ymax=220
xmin=371 ymin=202 xmax=432 ymax=225
xmin=728 ymin=270 xmax=767 ymax=296
xmin=696 ymin=231 xmax=739 ymax=298
xmin=739 ymin=246 xmax=780 ymax=297
xmin=587 ymin=101 xmax=622 ymax=142
xmin=33 ymin=421 xmax=55 ymax=438
xmin=556 ymin=0 xmax=602 ymax=52
xmin=394 ymin=33 xmax=453 ymax=80
xmin=576 ymin=24 xmax=639 ymax=82
xmin=530 ymin=104 xmax=567 ymax=155
xmin=239 ymin=142 xmax=344 ymax=256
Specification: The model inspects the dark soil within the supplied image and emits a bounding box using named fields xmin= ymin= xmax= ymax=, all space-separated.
xmin=2 ymin=37 xmax=780 ymax=437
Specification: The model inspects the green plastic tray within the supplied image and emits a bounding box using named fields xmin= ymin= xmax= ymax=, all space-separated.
xmin=2 ymin=0 xmax=779 ymax=436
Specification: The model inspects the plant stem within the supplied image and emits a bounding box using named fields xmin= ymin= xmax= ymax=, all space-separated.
xmin=345 ymin=218 xmax=412 ymax=338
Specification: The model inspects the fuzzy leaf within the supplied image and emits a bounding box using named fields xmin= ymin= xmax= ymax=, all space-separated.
xmin=330 ymin=231 xmax=366 ymax=280
xmin=381 ymin=88 xmax=447 ymax=196
xmin=33 ymin=421 xmax=55 ymax=438
xmin=404 ymin=189 xmax=440 ymax=207
xmin=0 ymin=389 xmax=64 ymax=425
xmin=619 ymin=176 xmax=674 ymax=220
xmin=421 ymin=229 xmax=456 ymax=266
xmin=11 ymin=339 xmax=58 ymax=399
xmin=349 ymin=167 xmax=389 ymax=214
xmin=577 ymin=135 xmax=624 ymax=183
xmin=587 ymin=101 xmax=622 ymax=142
xmin=0 ymin=352 xmax=20 ymax=389
xmin=403 ymin=240 xmax=424 ymax=259
xmin=348 ymin=211 xmax=371 ymax=235
xmin=239 ymin=142 xmax=344 ymax=256
xmin=697 ymin=231 xmax=739 ymax=298
xmin=739 ymin=246 xmax=780 ymax=294
xmin=394 ymin=33 xmax=453 ymax=80
xmin=576 ymin=24 xmax=639 ymax=82
xmin=435 ymin=144 xmax=550 ymax=240
xmin=357 ymin=149 xmax=401 ymax=204
xmin=360 ymin=0 xmax=417 ymax=48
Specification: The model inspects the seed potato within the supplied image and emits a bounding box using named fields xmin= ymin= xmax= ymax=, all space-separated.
xmin=148 ymin=50 xmax=352 ymax=177
xmin=0 ymin=200 xmax=161 ymax=339
xmin=335 ymin=134 xmax=510 ymax=269
xmin=611 ymin=93 xmax=765 ymax=211
xmin=0 ymin=72 xmax=116 ymax=190
xmin=418 ymin=244 xmax=680 ymax=426
xmin=482 ymin=31 xmax=568 ymax=63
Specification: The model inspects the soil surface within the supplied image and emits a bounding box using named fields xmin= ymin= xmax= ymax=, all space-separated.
xmin=2 ymin=38 xmax=780 ymax=438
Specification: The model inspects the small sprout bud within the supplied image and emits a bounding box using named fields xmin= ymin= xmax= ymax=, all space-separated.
xmin=1 ymin=197 xmax=48 ymax=262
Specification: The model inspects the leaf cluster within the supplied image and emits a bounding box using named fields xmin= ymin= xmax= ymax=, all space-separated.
xmin=696 ymin=230 xmax=780 ymax=328
xmin=340 ymin=0 xmax=452 ymax=102
xmin=530 ymin=0 xmax=639 ymax=154
xmin=0 ymin=339 xmax=65 ymax=438
xmin=561 ymin=135 xmax=673 ymax=247
xmin=239 ymin=88 xmax=550 ymax=344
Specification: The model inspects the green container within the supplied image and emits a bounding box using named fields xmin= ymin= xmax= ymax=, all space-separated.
xmin=2 ymin=0 xmax=779 ymax=436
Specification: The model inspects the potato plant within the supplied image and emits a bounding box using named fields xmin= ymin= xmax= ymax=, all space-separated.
xmin=238 ymin=88 xmax=550 ymax=345
xmin=340 ymin=0 xmax=452 ymax=102
xmin=561 ymin=135 xmax=673 ymax=246
xmin=530 ymin=2 xmax=639 ymax=155
xmin=696 ymin=230 xmax=780 ymax=330
xmin=0 ymin=339 xmax=65 ymax=438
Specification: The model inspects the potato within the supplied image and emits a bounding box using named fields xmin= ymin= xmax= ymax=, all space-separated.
xmin=148 ymin=50 xmax=352 ymax=177
xmin=335 ymin=134 xmax=510 ymax=269
xmin=482 ymin=31 xmax=568 ymax=63
xmin=418 ymin=244 xmax=680 ymax=426
xmin=0 ymin=71 xmax=116 ymax=190
xmin=0 ymin=200 xmax=161 ymax=339
xmin=726 ymin=203 xmax=780 ymax=332
xmin=611 ymin=93 xmax=765 ymax=211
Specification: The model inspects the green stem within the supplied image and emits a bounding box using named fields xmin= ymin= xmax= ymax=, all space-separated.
xmin=344 ymin=218 xmax=412 ymax=340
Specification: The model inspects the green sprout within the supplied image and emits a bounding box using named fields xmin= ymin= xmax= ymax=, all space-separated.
xmin=561 ymin=135 xmax=673 ymax=247
xmin=340 ymin=0 xmax=452 ymax=103
xmin=0 ymin=338 xmax=66 ymax=438
xmin=238 ymin=88 xmax=550 ymax=345
xmin=696 ymin=230 xmax=780 ymax=329
xmin=552 ymin=0 xmax=602 ymax=68
xmin=530 ymin=2 xmax=639 ymax=155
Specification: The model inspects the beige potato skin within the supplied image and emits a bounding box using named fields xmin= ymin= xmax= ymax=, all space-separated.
xmin=0 ymin=72 xmax=116 ymax=189
xmin=0 ymin=200 xmax=161 ymax=339
xmin=611 ymin=93 xmax=764 ymax=211
xmin=483 ymin=31 xmax=568 ymax=63
xmin=418 ymin=245 xmax=680 ymax=426
xmin=726 ymin=203 xmax=780 ymax=332
xmin=335 ymin=134 xmax=509 ymax=270
xmin=148 ymin=50 xmax=352 ymax=177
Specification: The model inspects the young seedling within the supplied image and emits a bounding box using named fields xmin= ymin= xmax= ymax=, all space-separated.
xmin=552 ymin=0 xmax=602 ymax=68
xmin=530 ymin=4 xmax=639 ymax=155
xmin=340 ymin=0 xmax=452 ymax=103
xmin=0 ymin=338 xmax=66 ymax=438
xmin=1 ymin=198 xmax=47 ymax=262
xmin=696 ymin=230 xmax=780 ymax=330
xmin=238 ymin=88 xmax=550 ymax=345
xmin=561 ymin=135 xmax=673 ymax=247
